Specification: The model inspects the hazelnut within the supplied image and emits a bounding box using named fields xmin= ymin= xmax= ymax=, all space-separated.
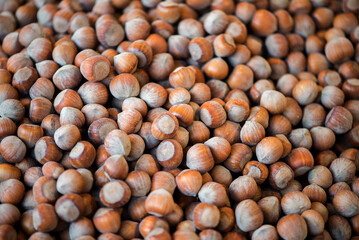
xmin=329 ymin=158 xmax=356 ymax=182
xmin=0 ymin=179 xmax=25 ymax=205
xmin=151 ymin=171 xmax=176 ymax=194
xmin=250 ymin=9 xmax=277 ymax=36
xmin=204 ymin=137 xmax=231 ymax=164
xmin=200 ymin=101 xmax=227 ymax=128
xmin=118 ymin=220 xmax=139 ymax=240
xmin=328 ymin=215 xmax=352 ymax=240
xmin=235 ymin=2 xmax=256 ymax=24
xmin=325 ymin=106 xmax=353 ymax=134
xmin=125 ymin=171 xmax=151 ymax=197
xmin=188 ymin=37 xmax=214 ymax=63
xmin=210 ymin=165 xmax=232 ymax=187
xmin=0 ymin=203 xmax=21 ymax=225
xmin=265 ymin=33 xmax=289 ymax=58
xmin=104 ymin=129 xmax=131 ymax=157
xmin=186 ymin=143 xmax=215 ymax=174
xmin=126 ymin=134 xmax=146 ymax=161
xmin=110 ymin=73 xmax=140 ymax=101
xmin=202 ymin=57 xmax=229 ymax=80
xmin=269 ymin=162 xmax=295 ymax=190
xmin=0 ymin=99 xmax=25 ymax=122
xmin=198 ymin=181 xmax=230 ymax=207
xmin=228 ymin=45 xmax=251 ymax=67
xmin=72 ymin=26 xmax=97 ymax=50
xmin=6 ymin=53 xmax=34 ymax=74
xmin=0 ymin=84 xmax=18 ymax=104
xmin=0 ymin=135 xmax=26 ymax=163
xmin=250 ymin=80 xmax=275 ymax=103
xmin=227 ymin=65 xmax=254 ymax=91
xmin=156 ymin=139 xmax=183 ymax=169
xmin=122 ymin=97 xmax=148 ymax=117
xmin=308 ymin=166 xmax=333 ymax=189
xmin=69 ymin=141 xmax=96 ymax=168
xmin=52 ymin=39 xmax=77 ymax=66
xmin=189 ymin=83 xmax=212 ymax=105
xmin=29 ymin=78 xmax=55 ymax=100
xmin=55 ymin=193 xmax=84 ymax=223
xmin=80 ymin=55 xmax=111 ymax=82
xmin=292 ymin=79 xmax=319 ymax=106
xmin=302 ymin=184 xmax=327 ymax=204
xmin=286 ymin=147 xmax=314 ymax=176
xmin=148 ymin=53 xmax=175 ymax=81
xmin=75 ymin=49 xmax=100 ymax=67
xmin=68 ymin=217 xmax=95 ymax=239
xmin=54 ymin=124 xmax=81 ymax=151
xmin=42 ymin=161 xmax=64 ymax=179
xmin=54 ymin=89 xmax=83 ymax=114
xmin=247 ymin=56 xmax=272 ymax=80
xmin=256 ymin=137 xmax=283 ymax=164
xmin=310 ymin=126 xmax=336 ymax=151
xmin=93 ymin=208 xmax=121 ymax=234
xmin=139 ymin=215 xmax=169 ymax=238
xmin=213 ymin=34 xmax=236 ymax=57
xmin=325 ymin=37 xmax=354 ymax=64
xmin=224 ymin=143 xmax=252 ymax=172
xmin=29 ymin=97 xmax=53 ymax=123
xmin=103 ymin=154 xmax=128 ymax=180
xmin=125 ymin=18 xmax=150 ymax=42
xmin=225 ymin=20 xmax=247 ymax=44
xmin=169 ymin=67 xmax=196 ymax=90
xmin=33 ymin=203 xmax=58 ymax=232
xmin=257 ymin=196 xmax=281 ymax=225
xmin=0 ymin=163 xmax=21 ymax=182
xmin=146 ymin=33 xmax=168 ymax=55
xmin=235 ymin=199 xmax=263 ymax=232
xmin=252 ymin=225 xmax=278 ymax=240
xmin=60 ymin=107 xmax=85 ymax=128
xmin=57 ymin=169 xmax=85 ymax=195
xmin=96 ymin=18 xmax=124 ymax=48
xmin=139 ymin=122 xmax=160 ymax=149
xmin=328 ymin=182 xmax=351 ymax=201
xmin=243 ymin=161 xmax=268 ymax=184
xmin=34 ymin=136 xmax=63 ymax=164
xmin=27 ymin=38 xmax=52 ymax=63
xmin=114 ymin=52 xmax=138 ymax=74
xmin=100 ymin=180 xmax=131 ymax=208
xmin=277 ymin=214 xmax=308 ymax=240
xmin=140 ymin=82 xmax=168 ymax=108
xmin=151 ymin=112 xmax=179 ymax=140
xmin=176 ymin=169 xmax=202 ymax=197
xmin=187 ymin=121 xmax=210 ymax=144
xmin=117 ymin=109 xmax=143 ymax=134
xmin=342 ymin=79 xmax=359 ymax=100
xmin=229 ymin=176 xmax=257 ymax=202
xmin=351 ymin=214 xmax=359 ymax=235
xmin=80 ymin=103 xmax=108 ymax=125
xmin=169 ymin=104 xmax=194 ymax=127
xmin=333 ymin=190 xmax=359 ymax=217
xmin=145 ymin=189 xmax=175 ymax=217
xmin=193 ymin=202 xmax=220 ymax=230
xmin=168 ymin=35 xmax=190 ymax=59
xmin=33 ymin=176 xmax=58 ymax=204
xmin=203 ymin=10 xmax=228 ymax=35
xmin=53 ymin=65 xmax=82 ymax=90
xmin=302 ymin=103 xmax=326 ymax=129
xmin=225 ymin=99 xmax=249 ymax=123
xmin=88 ymin=118 xmax=118 ymax=145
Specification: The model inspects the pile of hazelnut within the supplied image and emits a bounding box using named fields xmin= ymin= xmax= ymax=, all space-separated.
xmin=0 ymin=0 xmax=359 ymax=239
